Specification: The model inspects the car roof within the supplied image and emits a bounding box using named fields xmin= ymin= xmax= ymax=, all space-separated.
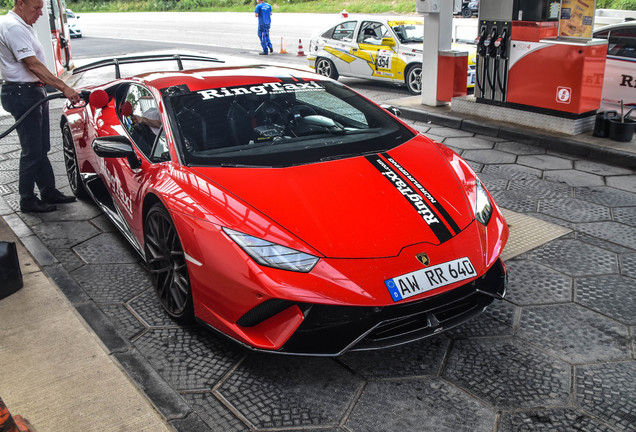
xmin=594 ymin=20 xmax=636 ymax=34
xmin=335 ymin=15 xmax=423 ymax=25
xmin=132 ymin=65 xmax=328 ymax=92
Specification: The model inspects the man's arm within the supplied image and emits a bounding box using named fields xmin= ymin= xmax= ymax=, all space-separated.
xmin=22 ymin=56 xmax=80 ymax=104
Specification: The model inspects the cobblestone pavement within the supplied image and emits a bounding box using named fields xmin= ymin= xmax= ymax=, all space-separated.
xmin=0 ymin=95 xmax=634 ymax=431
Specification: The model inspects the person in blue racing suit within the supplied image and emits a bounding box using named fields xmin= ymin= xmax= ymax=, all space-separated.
xmin=255 ymin=0 xmax=273 ymax=55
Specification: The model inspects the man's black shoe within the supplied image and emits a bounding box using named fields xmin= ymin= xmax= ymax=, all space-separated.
xmin=269 ymin=45 xmax=273 ymax=53
xmin=259 ymin=51 xmax=268 ymax=55
xmin=41 ymin=189 xmax=76 ymax=204
xmin=20 ymin=198 xmax=56 ymax=213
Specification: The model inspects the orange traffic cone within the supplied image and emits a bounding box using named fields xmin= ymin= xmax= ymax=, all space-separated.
xmin=0 ymin=397 xmax=33 ymax=432
xmin=279 ymin=37 xmax=288 ymax=54
xmin=297 ymin=39 xmax=305 ymax=56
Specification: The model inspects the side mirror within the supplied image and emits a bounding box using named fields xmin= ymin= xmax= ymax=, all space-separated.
xmin=381 ymin=37 xmax=396 ymax=47
xmin=92 ymin=136 xmax=142 ymax=169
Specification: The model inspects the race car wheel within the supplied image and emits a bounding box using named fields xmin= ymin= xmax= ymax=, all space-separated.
xmin=62 ymin=122 xmax=87 ymax=199
xmin=144 ymin=203 xmax=194 ymax=322
xmin=405 ymin=64 xmax=422 ymax=95
xmin=315 ymin=58 xmax=339 ymax=80
xmin=461 ymin=7 xmax=472 ymax=18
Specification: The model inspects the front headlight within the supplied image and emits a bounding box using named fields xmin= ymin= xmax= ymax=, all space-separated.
xmin=475 ymin=177 xmax=493 ymax=226
xmin=223 ymin=228 xmax=319 ymax=273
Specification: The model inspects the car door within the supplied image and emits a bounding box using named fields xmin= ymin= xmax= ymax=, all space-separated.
xmin=595 ymin=25 xmax=636 ymax=111
xmin=317 ymin=20 xmax=358 ymax=76
xmin=350 ymin=21 xmax=399 ymax=81
xmin=104 ymin=84 xmax=165 ymax=242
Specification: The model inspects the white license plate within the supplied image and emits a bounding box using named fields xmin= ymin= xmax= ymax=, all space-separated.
xmin=385 ymin=257 xmax=476 ymax=302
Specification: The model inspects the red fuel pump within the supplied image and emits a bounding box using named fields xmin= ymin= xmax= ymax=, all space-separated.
xmin=32 ymin=0 xmax=74 ymax=77
xmin=475 ymin=0 xmax=607 ymax=116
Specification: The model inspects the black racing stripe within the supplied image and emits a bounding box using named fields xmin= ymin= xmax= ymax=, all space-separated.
xmin=382 ymin=153 xmax=462 ymax=235
xmin=365 ymin=154 xmax=453 ymax=244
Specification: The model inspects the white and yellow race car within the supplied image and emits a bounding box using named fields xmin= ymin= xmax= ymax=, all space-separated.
xmin=307 ymin=16 xmax=476 ymax=94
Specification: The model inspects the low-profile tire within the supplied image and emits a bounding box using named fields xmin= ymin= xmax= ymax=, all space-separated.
xmin=315 ymin=57 xmax=339 ymax=80
xmin=144 ymin=203 xmax=194 ymax=323
xmin=405 ymin=63 xmax=422 ymax=95
xmin=61 ymin=122 xmax=87 ymax=199
xmin=461 ymin=7 xmax=472 ymax=18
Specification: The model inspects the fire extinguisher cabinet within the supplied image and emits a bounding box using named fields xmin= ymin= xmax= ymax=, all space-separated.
xmin=437 ymin=50 xmax=469 ymax=103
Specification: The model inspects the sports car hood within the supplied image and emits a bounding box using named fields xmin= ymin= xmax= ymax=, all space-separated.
xmin=190 ymin=140 xmax=475 ymax=258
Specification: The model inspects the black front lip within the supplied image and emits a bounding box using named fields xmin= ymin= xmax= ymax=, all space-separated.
xmin=213 ymin=258 xmax=507 ymax=356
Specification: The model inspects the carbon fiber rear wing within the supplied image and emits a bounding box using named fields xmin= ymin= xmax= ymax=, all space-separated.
xmin=73 ymin=54 xmax=224 ymax=79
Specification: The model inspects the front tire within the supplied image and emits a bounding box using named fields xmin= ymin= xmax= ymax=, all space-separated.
xmin=62 ymin=122 xmax=87 ymax=199
xmin=461 ymin=7 xmax=472 ymax=18
xmin=405 ymin=64 xmax=422 ymax=95
xmin=144 ymin=203 xmax=194 ymax=322
xmin=315 ymin=57 xmax=339 ymax=80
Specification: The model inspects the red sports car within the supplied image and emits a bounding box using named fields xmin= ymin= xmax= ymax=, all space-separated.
xmin=62 ymin=55 xmax=508 ymax=355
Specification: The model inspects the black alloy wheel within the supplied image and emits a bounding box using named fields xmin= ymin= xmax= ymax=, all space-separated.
xmin=315 ymin=57 xmax=339 ymax=80
xmin=144 ymin=203 xmax=194 ymax=322
xmin=62 ymin=123 xmax=87 ymax=199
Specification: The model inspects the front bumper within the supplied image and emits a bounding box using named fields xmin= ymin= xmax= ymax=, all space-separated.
xmin=238 ymin=258 xmax=507 ymax=356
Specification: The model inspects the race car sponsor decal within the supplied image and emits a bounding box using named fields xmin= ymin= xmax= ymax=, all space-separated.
xmin=382 ymin=153 xmax=461 ymax=235
xmin=365 ymin=154 xmax=454 ymax=243
xmin=99 ymin=158 xmax=133 ymax=217
xmin=197 ymin=81 xmax=324 ymax=100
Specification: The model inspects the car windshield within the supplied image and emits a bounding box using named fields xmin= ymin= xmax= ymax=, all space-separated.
xmin=165 ymin=80 xmax=415 ymax=167
xmin=390 ymin=22 xmax=423 ymax=44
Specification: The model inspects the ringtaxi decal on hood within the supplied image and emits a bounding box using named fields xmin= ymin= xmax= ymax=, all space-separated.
xmin=197 ymin=81 xmax=325 ymax=100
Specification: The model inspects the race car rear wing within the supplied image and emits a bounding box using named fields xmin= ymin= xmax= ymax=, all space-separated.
xmin=73 ymin=54 xmax=224 ymax=79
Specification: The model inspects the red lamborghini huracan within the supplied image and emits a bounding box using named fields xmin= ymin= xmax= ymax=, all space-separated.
xmin=62 ymin=55 xmax=508 ymax=355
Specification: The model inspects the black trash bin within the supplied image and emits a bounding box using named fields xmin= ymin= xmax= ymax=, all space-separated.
xmin=0 ymin=241 xmax=23 ymax=299
xmin=608 ymin=117 xmax=636 ymax=142
xmin=593 ymin=111 xmax=618 ymax=138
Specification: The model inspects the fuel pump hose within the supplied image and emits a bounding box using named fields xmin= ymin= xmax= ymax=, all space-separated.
xmin=0 ymin=90 xmax=90 ymax=140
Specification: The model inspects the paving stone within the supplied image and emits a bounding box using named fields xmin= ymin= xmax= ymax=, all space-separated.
xmin=0 ymin=158 xmax=19 ymax=170
xmin=482 ymin=163 xmax=542 ymax=180
xmin=524 ymin=238 xmax=618 ymax=277
xmin=517 ymin=154 xmax=573 ymax=170
xmin=444 ymin=338 xmax=570 ymax=409
xmin=575 ymin=159 xmax=633 ymax=175
xmin=461 ymin=149 xmax=518 ymax=165
xmin=49 ymin=247 xmax=85 ymax=272
xmin=218 ymin=356 xmax=362 ymax=429
xmin=181 ymin=392 xmax=250 ymax=432
xmin=446 ymin=299 xmax=517 ymax=339
xmin=30 ymin=220 xmax=100 ymax=249
xmin=576 ymin=232 xmax=636 ymax=254
xmin=35 ymin=199 xmax=102 ymax=222
xmin=489 ymin=190 xmax=538 ymax=213
xmin=607 ymin=174 xmax=636 ymax=193
xmin=73 ymin=232 xmax=139 ymax=264
xmin=499 ymin=408 xmax=616 ymax=432
xmin=71 ymin=263 xmax=152 ymax=303
xmin=613 ymin=206 xmax=636 ymax=227
xmin=476 ymin=172 xmax=508 ymax=191
xmin=89 ymin=213 xmax=119 ymax=232
xmin=577 ymin=221 xmax=636 ymax=250
xmin=495 ymin=141 xmax=546 ymax=155
xmin=426 ymin=125 xmax=473 ymax=138
xmin=444 ymin=136 xmax=494 ymax=150
xmin=345 ymin=378 xmax=496 ymax=432
xmin=538 ymin=198 xmax=611 ymax=223
xmin=508 ymin=179 xmax=573 ymax=199
xmin=543 ymin=169 xmax=605 ymax=187
xmin=505 ymin=260 xmax=572 ymax=305
xmin=575 ymin=186 xmax=636 ymax=207
xmin=620 ymin=253 xmax=636 ymax=278
xmin=517 ymin=304 xmax=630 ymax=363
xmin=128 ymin=287 xmax=179 ymax=328
xmin=99 ymin=303 xmax=147 ymax=341
xmin=135 ymin=327 xmax=245 ymax=391
xmin=575 ymin=275 xmax=636 ymax=325
xmin=576 ymin=361 xmax=636 ymax=430
xmin=338 ymin=335 xmax=449 ymax=378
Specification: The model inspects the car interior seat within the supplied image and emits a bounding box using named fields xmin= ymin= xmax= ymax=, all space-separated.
xmin=227 ymin=102 xmax=254 ymax=147
xmin=176 ymin=107 xmax=207 ymax=152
